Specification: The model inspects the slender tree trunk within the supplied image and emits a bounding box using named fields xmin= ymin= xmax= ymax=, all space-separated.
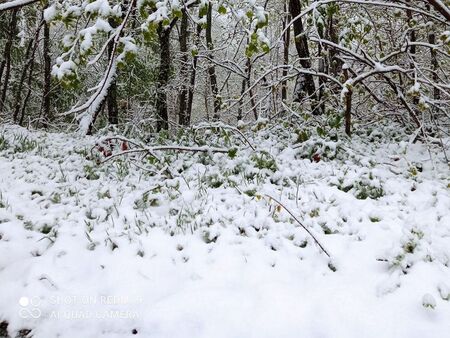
xmin=317 ymin=36 xmax=325 ymax=114
xmin=107 ymin=78 xmax=119 ymax=125
xmin=186 ymin=25 xmax=202 ymax=125
xmin=237 ymin=57 xmax=258 ymax=121
xmin=178 ymin=9 xmax=190 ymax=126
xmin=0 ymin=9 xmax=18 ymax=114
xmin=288 ymin=0 xmax=316 ymax=104
xmin=281 ymin=1 xmax=290 ymax=102
xmin=206 ymin=3 xmax=220 ymax=120
xmin=13 ymin=39 xmax=33 ymax=123
xmin=429 ymin=37 xmax=439 ymax=103
xmin=41 ymin=17 xmax=52 ymax=127
xmin=245 ymin=59 xmax=258 ymax=120
xmin=19 ymin=53 xmax=37 ymax=125
xmin=156 ymin=23 xmax=172 ymax=131
xmin=0 ymin=14 xmax=6 ymax=91
xmin=237 ymin=78 xmax=246 ymax=121
xmin=327 ymin=9 xmax=341 ymax=77
xmin=344 ymin=90 xmax=352 ymax=136
xmin=343 ymin=67 xmax=352 ymax=136
xmin=427 ymin=4 xmax=440 ymax=102
xmin=406 ymin=1 xmax=418 ymax=105
xmin=106 ymin=18 xmax=119 ymax=126
xmin=14 ymin=20 xmax=42 ymax=123
xmin=87 ymin=100 xmax=106 ymax=135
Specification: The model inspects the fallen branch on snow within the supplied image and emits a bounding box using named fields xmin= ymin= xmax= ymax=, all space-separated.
xmin=263 ymin=194 xmax=331 ymax=258
xmin=91 ymin=136 xmax=232 ymax=165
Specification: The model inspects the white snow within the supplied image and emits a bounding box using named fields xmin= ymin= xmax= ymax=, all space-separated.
xmin=43 ymin=5 xmax=57 ymax=22
xmin=0 ymin=124 xmax=449 ymax=338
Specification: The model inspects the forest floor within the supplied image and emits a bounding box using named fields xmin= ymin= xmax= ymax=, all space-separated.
xmin=0 ymin=122 xmax=449 ymax=338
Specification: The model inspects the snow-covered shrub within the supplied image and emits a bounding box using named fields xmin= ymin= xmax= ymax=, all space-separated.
xmin=353 ymin=180 xmax=384 ymax=200
xmin=294 ymin=137 xmax=342 ymax=161
xmin=332 ymin=171 xmax=384 ymax=200
xmin=83 ymin=164 xmax=101 ymax=180
xmin=251 ymin=151 xmax=277 ymax=171
xmin=383 ymin=227 xmax=437 ymax=274
xmin=422 ymin=294 xmax=436 ymax=309
xmin=438 ymin=284 xmax=450 ymax=301
xmin=0 ymin=135 xmax=8 ymax=151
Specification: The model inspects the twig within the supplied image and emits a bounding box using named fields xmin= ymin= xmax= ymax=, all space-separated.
xmin=91 ymin=136 xmax=231 ymax=165
xmin=193 ymin=122 xmax=256 ymax=151
xmin=263 ymin=194 xmax=331 ymax=257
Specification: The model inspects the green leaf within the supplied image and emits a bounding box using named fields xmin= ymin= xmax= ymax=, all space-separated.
xmin=199 ymin=5 xmax=207 ymax=18
xmin=317 ymin=127 xmax=326 ymax=137
xmin=228 ymin=148 xmax=238 ymax=159
xmin=261 ymin=42 xmax=270 ymax=54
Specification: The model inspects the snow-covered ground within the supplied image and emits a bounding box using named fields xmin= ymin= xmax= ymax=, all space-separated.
xmin=0 ymin=124 xmax=449 ymax=338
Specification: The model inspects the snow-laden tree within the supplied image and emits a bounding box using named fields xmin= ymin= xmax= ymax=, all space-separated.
xmin=0 ymin=0 xmax=448 ymax=138
xmin=41 ymin=0 xmax=269 ymax=133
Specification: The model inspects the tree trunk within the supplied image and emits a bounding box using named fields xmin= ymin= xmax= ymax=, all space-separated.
xmin=237 ymin=57 xmax=258 ymax=121
xmin=106 ymin=18 xmax=119 ymax=126
xmin=288 ymin=0 xmax=316 ymax=103
xmin=186 ymin=24 xmax=202 ymax=125
xmin=281 ymin=0 xmax=290 ymax=102
xmin=107 ymin=77 xmax=119 ymax=125
xmin=206 ymin=3 xmax=220 ymax=120
xmin=343 ymin=68 xmax=352 ymax=136
xmin=406 ymin=1 xmax=418 ymax=105
xmin=156 ymin=23 xmax=172 ymax=131
xmin=14 ymin=20 xmax=42 ymax=124
xmin=13 ymin=39 xmax=33 ymax=123
xmin=87 ymin=100 xmax=106 ymax=135
xmin=327 ymin=6 xmax=341 ymax=77
xmin=19 ymin=53 xmax=37 ymax=125
xmin=41 ymin=18 xmax=52 ymax=127
xmin=427 ymin=4 xmax=440 ymax=102
xmin=245 ymin=59 xmax=258 ymax=120
xmin=345 ymin=90 xmax=352 ymax=136
xmin=428 ymin=29 xmax=439 ymax=102
xmin=0 ymin=9 xmax=18 ymax=114
xmin=178 ymin=9 xmax=190 ymax=126
xmin=317 ymin=26 xmax=326 ymax=115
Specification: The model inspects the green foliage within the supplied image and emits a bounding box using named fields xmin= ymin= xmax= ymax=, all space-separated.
xmin=40 ymin=224 xmax=53 ymax=235
xmin=50 ymin=193 xmax=61 ymax=204
xmin=333 ymin=171 xmax=384 ymax=200
xmin=251 ymin=151 xmax=277 ymax=171
xmin=84 ymin=165 xmax=100 ymax=180
xmin=218 ymin=5 xmax=227 ymax=15
xmin=244 ymin=189 xmax=257 ymax=197
xmin=8 ymin=135 xmax=41 ymax=153
xmin=245 ymin=31 xmax=269 ymax=57
xmin=295 ymin=138 xmax=341 ymax=161
xmin=354 ymin=182 xmax=384 ymax=200
xmin=31 ymin=190 xmax=43 ymax=197
xmin=295 ymin=129 xmax=310 ymax=144
xmin=114 ymin=159 xmax=130 ymax=180
xmin=134 ymin=191 xmax=160 ymax=210
xmin=385 ymin=227 xmax=425 ymax=273
xmin=97 ymin=190 xmax=111 ymax=199
xmin=0 ymin=135 xmax=9 ymax=151
xmin=309 ymin=208 xmax=320 ymax=218
xmin=228 ymin=148 xmax=238 ymax=159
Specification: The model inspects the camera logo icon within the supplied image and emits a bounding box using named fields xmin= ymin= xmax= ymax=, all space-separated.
xmin=18 ymin=297 xmax=42 ymax=319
